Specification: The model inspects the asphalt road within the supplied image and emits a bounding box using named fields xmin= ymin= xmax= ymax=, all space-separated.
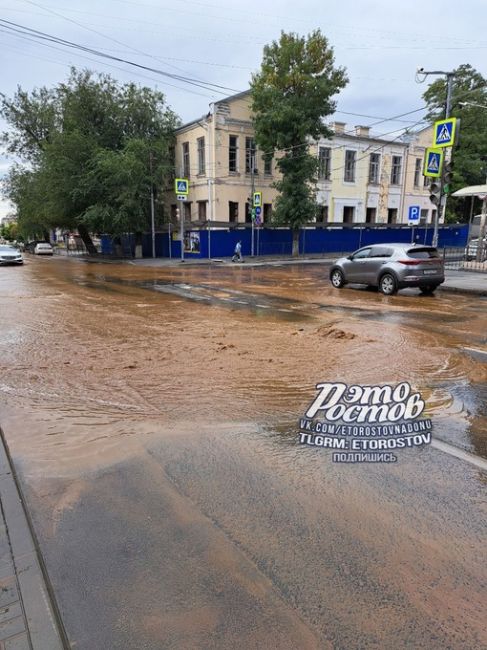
xmin=0 ymin=256 xmax=486 ymax=649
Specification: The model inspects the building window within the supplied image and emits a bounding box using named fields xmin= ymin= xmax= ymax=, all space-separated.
xmin=318 ymin=205 xmax=329 ymax=222
xmin=229 ymin=135 xmax=238 ymax=173
xmin=263 ymin=203 xmax=273 ymax=222
xmin=343 ymin=206 xmax=355 ymax=223
xmin=414 ymin=158 xmax=422 ymax=188
xmin=170 ymin=204 xmax=178 ymax=220
xmin=344 ymin=150 xmax=356 ymax=183
xmin=229 ymin=201 xmax=239 ymax=223
xmin=183 ymin=202 xmax=192 ymax=221
xmin=423 ymin=176 xmax=430 ymax=188
xmin=369 ymin=153 xmax=380 ymax=184
xmin=263 ymin=155 xmax=272 ymax=176
xmin=431 ymin=209 xmax=437 ymax=223
xmin=197 ymin=137 xmax=205 ymax=175
xmin=387 ymin=208 xmax=398 ymax=224
xmin=245 ymin=137 xmax=257 ymax=174
xmin=390 ymin=156 xmax=402 ymax=185
xmin=245 ymin=201 xmax=252 ymax=223
xmin=198 ymin=200 xmax=207 ymax=221
xmin=366 ymin=207 xmax=376 ymax=223
xmin=182 ymin=142 xmax=190 ymax=178
xmin=420 ymin=209 xmax=428 ymax=225
xmin=318 ymin=147 xmax=331 ymax=180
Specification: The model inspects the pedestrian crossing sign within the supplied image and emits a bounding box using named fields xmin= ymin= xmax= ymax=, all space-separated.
xmin=423 ymin=147 xmax=444 ymax=177
xmin=433 ymin=118 xmax=457 ymax=148
xmin=174 ymin=178 xmax=189 ymax=195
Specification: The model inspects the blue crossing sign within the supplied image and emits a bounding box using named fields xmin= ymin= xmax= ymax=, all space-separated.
xmin=174 ymin=178 xmax=189 ymax=195
xmin=408 ymin=205 xmax=420 ymax=224
xmin=423 ymin=148 xmax=444 ymax=178
xmin=433 ymin=118 xmax=457 ymax=148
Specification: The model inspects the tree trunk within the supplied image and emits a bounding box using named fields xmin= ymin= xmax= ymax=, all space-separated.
xmin=292 ymin=228 xmax=300 ymax=257
xmin=77 ymin=223 xmax=98 ymax=255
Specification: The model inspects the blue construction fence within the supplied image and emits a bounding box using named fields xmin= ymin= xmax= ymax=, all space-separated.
xmin=100 ymin=224 xmax=469 ymax=259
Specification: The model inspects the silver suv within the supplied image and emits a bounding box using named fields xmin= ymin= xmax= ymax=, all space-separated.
xmin=329 ymin=243 xmax=445 ymax=295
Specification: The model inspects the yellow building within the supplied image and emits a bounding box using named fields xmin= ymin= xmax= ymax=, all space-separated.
xmin=170 ymin=91 xmax=435 ymax=226
xmin=171 ymin=90 xmax=278 ymax=226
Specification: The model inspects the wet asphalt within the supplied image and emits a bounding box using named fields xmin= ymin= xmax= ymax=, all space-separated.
xmin=0 ymin=256 xmax=486 ymax=649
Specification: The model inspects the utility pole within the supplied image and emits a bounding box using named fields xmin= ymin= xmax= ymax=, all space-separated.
xmin=149 ymin=151 xmax=156 ymax=258
xmin=250 ymin=143 xmax=255 ymax=257
xmin=416 ymin=68 xmax=455 ymax=247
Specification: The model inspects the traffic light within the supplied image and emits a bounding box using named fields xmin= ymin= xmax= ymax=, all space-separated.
xmin=247 ymin=197 xmax=252 ymax=217
xmin=429 ymin=180 xmax=442 ymax=206
xmin=443 ymin=161 xmax=454 ymax=193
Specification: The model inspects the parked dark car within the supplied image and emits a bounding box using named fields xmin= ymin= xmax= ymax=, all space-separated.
xmin=329 ymin=243 xmax=445 ymax=295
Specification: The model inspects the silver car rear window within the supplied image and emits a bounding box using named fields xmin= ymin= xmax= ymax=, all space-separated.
xmin=407 ymin=248 xmax=439 ymax=259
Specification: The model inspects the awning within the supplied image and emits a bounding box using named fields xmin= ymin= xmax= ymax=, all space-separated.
xmin=452 ymin=184 xmax=487 ymax=197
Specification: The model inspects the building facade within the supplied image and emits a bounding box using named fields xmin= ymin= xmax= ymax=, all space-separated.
xmin=170 ymin=91 xmax=436 ymax=226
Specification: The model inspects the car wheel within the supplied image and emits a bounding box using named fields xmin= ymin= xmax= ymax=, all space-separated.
xmin=330 ymin=268 xmax=345 ymax=288
xmin=420 ymin=284 xmax=439 ymax=295
xmin=379 ymin=273 xmax=397 ymax=295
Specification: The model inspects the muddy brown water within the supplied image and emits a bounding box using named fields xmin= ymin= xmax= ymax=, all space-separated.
xmin=0 ymin=256 xmax=486 ymax=649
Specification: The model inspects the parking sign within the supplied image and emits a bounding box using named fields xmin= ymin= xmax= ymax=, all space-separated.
xmin=408 ymin=205 xmax=420 ymax=224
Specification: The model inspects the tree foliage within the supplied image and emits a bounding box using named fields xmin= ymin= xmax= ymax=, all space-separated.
xmin=423 ymin=64 xmax=487 ymax=221
xmin=1 ymin=68 xmax=179 ymax=246
xmin=251 ymin=30 xmax=347 ymax=253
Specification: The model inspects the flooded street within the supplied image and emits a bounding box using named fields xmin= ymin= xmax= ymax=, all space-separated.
xmin=0 ymin=256 xmax=486 ymax=649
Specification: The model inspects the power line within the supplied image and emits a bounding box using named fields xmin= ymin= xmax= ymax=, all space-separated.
xmin=0 ymin=18 xmax=243 ymax=95
xmin=0 ymin=29 xmax=216 ymax=98
xmin=21 ymin=0 xmax=195 ymax=77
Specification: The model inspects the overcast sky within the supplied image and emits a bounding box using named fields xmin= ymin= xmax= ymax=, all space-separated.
xmin=1 ymin=0 xmax=486 ymax=219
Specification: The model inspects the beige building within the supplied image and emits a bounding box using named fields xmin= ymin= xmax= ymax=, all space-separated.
xmin=170 ymin=91 xmax=435 ymax=226
xmin=315 ymin=123 xmax=436 ymax=225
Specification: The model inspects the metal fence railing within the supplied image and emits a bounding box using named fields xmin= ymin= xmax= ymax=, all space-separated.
xmin=442 ymin=246 xmax=487 ymax=272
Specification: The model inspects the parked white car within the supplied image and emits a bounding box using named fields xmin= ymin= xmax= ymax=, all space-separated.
xmin=34 ymin=242 xmax=54 ymax=256
xmin=465 ymin=237 xmax=487 ymax=262
xmin=0 ymin=244 xmax=23 ymax=265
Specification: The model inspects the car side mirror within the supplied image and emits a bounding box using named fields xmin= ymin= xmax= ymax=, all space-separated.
xmin=347 ymin=255 xmax=353 ymax=260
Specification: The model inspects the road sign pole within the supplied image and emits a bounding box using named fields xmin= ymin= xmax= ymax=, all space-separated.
xmin=181 ymin=204 xmax=185 ymax=263
xmin=436 ymin=76 xmax=455 ymax=246
xmin=168 ymin=222 xmax=172 ymax=259
xmin=149 ymin=152 xmax=156 ymax=258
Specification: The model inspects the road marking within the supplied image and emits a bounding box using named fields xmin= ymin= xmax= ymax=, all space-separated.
xmin=255 ymin=304 xmax=270 ymax=308
xmin=431 ymin=438 xmax=487 ymax=471
xmin=462 ymin=346 xmax=487 ymax=361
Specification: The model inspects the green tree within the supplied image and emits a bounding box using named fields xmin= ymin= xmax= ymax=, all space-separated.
xmin=251 ymin=30 xmax=347 ymax=254
xmin=423 ymin=64 xmax=487 ymax=222
xmin=1 ymin=68 xmax=179 ymax=251
xmin=0 ymin=220 xmax=19 ymax=241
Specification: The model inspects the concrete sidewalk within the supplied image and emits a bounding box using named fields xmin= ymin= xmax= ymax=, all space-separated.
xmin=438 ymin=270 xmax=487 ymax=296
xmin=0 ymin=430 xmax=67 ymax=650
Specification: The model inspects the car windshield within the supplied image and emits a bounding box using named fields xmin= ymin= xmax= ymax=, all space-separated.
xmin=407 ymin=247 xmax=440 ymax=259
xmin=0 ymin=246 xmax=16 ymax=252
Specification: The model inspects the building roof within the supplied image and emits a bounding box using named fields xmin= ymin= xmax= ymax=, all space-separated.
xmin=175 ymin=90 xmax=251 ymax=133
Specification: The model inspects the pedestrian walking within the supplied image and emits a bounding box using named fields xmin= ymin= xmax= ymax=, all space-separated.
xmin=232 ymin=240 xmax=243 ymax=263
